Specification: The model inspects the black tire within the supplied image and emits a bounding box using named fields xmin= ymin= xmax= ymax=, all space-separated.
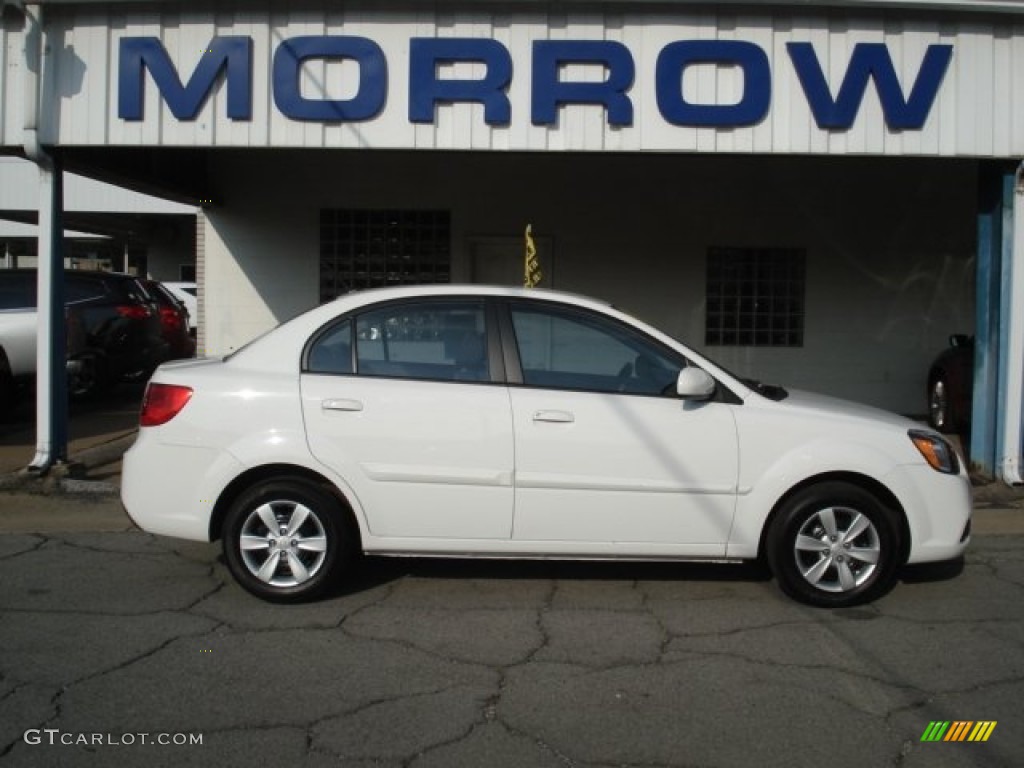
xmin=68 ymin=352 xmax=107 ymax=400
xmin=222 ymin=479 xmax=354 ymax=602
xmin=766 ymin=482 xmax=902 ymax=608
xmin=928 ymin=374 xmax=952 ymax=433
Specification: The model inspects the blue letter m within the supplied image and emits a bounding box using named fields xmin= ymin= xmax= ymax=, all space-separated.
xmin=787 ymin=42 xmax=952 ymax=131
xmin=119 ymin=36 xmax=253 ymax=121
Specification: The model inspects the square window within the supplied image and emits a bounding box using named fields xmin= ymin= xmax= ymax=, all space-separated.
xmin=319 ymin=210 xmax=451 ymax=301
xmin=705 ymin=247 xmax=805 ymax=348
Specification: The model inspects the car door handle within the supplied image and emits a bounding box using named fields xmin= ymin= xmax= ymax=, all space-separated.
xmin=532 ymin=410 xmax=574 ymax=423
xmin=322 ymin=398 xmax=363 ymax=412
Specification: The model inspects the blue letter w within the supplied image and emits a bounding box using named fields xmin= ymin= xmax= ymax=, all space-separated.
xmin=787 ymin=42 xmax=952 ymax=131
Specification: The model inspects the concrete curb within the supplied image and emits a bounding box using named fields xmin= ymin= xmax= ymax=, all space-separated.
xmin=0 ymin=431 xmax=134 ymax=498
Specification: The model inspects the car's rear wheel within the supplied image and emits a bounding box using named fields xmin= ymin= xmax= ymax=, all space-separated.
xmin=68 ymin=352 xmax=106 ymax=400
xmin=223 ymin=479 xmax=353 ymax=602
xmin=766 ymin=482 xmax=901 ymax=608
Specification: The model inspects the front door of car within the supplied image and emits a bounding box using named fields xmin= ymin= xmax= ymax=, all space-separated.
xmin=300 ymin=300 xmax=515 ymax=540
xmin=506 ymin=303 xmax=739 ymax=556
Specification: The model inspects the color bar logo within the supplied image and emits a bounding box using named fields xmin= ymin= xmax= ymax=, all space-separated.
xmin=921 ymin=721 xmax=997 ymax=742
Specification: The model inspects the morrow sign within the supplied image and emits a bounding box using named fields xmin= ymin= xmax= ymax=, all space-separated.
xmin=119 ymin=36 xmax=953 ymax=131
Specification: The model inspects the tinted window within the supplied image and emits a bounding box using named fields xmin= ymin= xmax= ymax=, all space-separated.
xmin=511 ymin=305 xmax=681 ymax=395
xmin=65 ymin=276 xmax=109 ymax=303
xmin=355 ymin=302 xmax=488 ymax=382
xmin=0 ymin=272 xmax=36 ymax=310
xmin=307 ymin=320 xmax=354 ymax=375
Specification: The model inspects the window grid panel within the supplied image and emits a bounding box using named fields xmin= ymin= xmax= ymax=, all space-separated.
xmin=705 ymin=247 xmax=805 ymax=348
xmin=319 ymin=210 xmax=451 ymax=302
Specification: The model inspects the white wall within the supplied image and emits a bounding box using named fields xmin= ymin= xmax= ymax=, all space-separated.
xmin=7 ymin=6 xmax=1023 ymax=158
xmin=203 ymin=150 xmax=975 ymax=414
xmin=204 ymin=190 xmax=319 ymax=356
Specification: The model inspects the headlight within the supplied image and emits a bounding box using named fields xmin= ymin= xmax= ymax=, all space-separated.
xmin=908 ymin=429 xmax=960 ymax=475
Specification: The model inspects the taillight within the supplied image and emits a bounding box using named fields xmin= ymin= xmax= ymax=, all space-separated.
xmin=117 ymin=304 xmax=151 ymax=319
xmin=140 ymin=383 xmax=193 ymax=427
xmin=159 ymin=306 xmax=184 ymax=330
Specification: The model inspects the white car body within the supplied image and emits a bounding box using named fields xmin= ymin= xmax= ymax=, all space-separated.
xmin=122 ymin=285 xmax=971 ymax=605
xmin=0 ymin=308 xmax=37 ymax=380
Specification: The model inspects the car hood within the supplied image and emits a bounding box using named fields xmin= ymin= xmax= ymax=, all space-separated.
xmin=769 ymin=388 xmax=919 ymax=432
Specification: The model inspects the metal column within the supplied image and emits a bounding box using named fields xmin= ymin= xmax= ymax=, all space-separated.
xmin=970 ymin=162 xmax=1024 ymax=484
xmin=29 ymin=157 xmax=68 ymax=470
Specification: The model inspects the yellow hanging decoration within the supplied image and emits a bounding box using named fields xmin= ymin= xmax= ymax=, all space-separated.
xmin=524 ymin=224 xmax=542 ymax=288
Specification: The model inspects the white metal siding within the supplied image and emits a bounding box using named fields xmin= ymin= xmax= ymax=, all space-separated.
xmin=197 ymin=151 xmax=974 ymax=416
xmin=2 ymin=7 xmax=1019 ymax=157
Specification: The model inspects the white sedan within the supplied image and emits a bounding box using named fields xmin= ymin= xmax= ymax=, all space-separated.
xmin=122 ymin=285 xmax=971 ymax=607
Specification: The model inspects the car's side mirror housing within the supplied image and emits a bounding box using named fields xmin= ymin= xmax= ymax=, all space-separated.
xmin=676 ymin=367 xmax=716 ymax=400
xmin=949 ymin=333 xmax=970 ymax=348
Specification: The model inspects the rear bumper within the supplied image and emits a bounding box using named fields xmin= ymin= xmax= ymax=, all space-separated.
xmin=121 ymin=430 xmax=242 ymax=542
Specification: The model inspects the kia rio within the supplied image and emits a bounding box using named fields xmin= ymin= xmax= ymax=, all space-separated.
xmin=122 ymin=285 xmax=971 ymax=607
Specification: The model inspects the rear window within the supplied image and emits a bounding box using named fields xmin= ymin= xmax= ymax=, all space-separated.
xmin=65 ymin=275 xmax=110 ymax=303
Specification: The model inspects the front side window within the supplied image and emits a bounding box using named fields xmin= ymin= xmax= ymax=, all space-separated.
xmin=354 ymin=302 xmax=489 ymax=382
xmin=510 ymin=305 xmax=681 ymax=395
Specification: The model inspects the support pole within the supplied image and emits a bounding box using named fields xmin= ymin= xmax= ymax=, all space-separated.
xmin=970 ymin=165 xmax=1005 ymax=476
xmin=21 ymin=2 xmax=68 ymax=472
xmin=28 ymin=158 xmax=67 ymax=471
xmin=998 ymin=163 xmax=1024 ymax=484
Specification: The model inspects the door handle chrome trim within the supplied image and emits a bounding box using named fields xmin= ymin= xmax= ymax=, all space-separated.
xmin=532 ymin=410 xmax=574 ymax=423
xmin=322 ymin=398 xmax=363 ymax=412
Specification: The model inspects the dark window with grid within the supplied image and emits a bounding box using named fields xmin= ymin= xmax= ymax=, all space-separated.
xmin=319 ymin=210 xmax=451 ymax=302
xmin=705 ymin=247 xmax=805 ymax=347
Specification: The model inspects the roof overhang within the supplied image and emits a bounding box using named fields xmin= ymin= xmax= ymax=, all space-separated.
xmin=15 ymin=0 xmax=1024 ymax=14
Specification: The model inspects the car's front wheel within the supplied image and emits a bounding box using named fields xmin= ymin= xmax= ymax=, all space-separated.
xmin=223 ymin=479 xmax=353 ymax=602
xmin=766 ymin=482 xmax=902 ymax=608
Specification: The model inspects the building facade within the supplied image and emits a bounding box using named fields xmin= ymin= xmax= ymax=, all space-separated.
xmin=2 ymin=0 xmax=1022 ymax=473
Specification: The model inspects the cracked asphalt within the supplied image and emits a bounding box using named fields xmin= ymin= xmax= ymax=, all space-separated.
xmin=0 ymin=509 xmax=1021 ymax=768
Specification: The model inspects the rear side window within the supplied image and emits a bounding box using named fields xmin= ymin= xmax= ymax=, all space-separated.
xmin=0 ymin=273 xmax=36 ymax=310
xmin=307 ymin=301 xmax=490 ymax=382
xmin=65 ymin=276 xmax=109 ymax=303
xmin=355 ymin=302 xmax=489 ymax=382
xmin=306 ymin=320 xmax=354 ymax=375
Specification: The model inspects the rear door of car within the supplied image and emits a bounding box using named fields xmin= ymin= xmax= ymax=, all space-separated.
xmin=300 ymin=298 xmax=516 ymax=540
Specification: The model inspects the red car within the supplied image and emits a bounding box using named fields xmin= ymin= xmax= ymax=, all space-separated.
xmin=144 ymin=280 xmax=195 ymax=361
xmin=927 ymin=334 xmax=973 ymax=434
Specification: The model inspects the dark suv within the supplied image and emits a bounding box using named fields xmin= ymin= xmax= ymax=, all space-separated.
xmin=0 ymin=269 xmax=170 ymax=400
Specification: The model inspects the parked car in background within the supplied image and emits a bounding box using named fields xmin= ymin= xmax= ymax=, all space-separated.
xmin=145 ymin=280 xmax=195 ymax=360
xmin=123 ymin=285 xmax=971 ymax=609
xmin=163 ymin=281 xmax=197 ymax=337
xmin=0 ymin=269 xmax=170 ymax=400
xmin=927 ymin=334 xmax=974 ymax=434
xmin=0 ymin=271 xmax=37 ymax=410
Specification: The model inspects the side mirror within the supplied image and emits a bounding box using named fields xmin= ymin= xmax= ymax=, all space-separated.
xmin=676 ymin=368 xmax=716 ymax=400
xmin=949 ymin=334 xmax=969 ymax=348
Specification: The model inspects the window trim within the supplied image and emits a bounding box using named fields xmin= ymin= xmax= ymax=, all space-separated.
xmin=301 ymin=296 xmax=505 ymax=385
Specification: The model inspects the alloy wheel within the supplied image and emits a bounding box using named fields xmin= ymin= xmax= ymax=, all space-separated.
xmin=238 ymin=499 xmax=328 ymax=587
xmin=793 ymin=505 xmax=881 ymax=593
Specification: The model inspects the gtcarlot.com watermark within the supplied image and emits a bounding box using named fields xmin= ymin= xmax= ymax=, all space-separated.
xmin=24 ymin=729 xmax=202 ymax=747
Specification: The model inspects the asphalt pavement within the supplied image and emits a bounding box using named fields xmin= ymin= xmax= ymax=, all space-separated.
xmin=2 ymin=389 xmax=1024 ymax=766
